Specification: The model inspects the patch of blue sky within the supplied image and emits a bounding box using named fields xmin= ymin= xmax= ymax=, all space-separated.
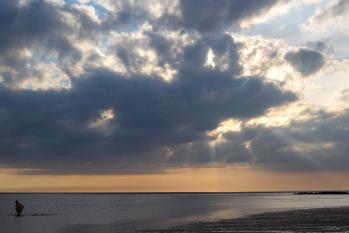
xmin=64 ymin=0 xmax=79 ymax=4
xmin=88 ymin=0 xmax=109 ymax=20
xmin=329 ymin=34 xmax=349 ymax=59
xmin=241 ymin=4 xmax=319 ymax=46
xmin=65 ymin=0 xmax=109 ymax=21
xmin=64 ymin=0 xmax=143 ymax=32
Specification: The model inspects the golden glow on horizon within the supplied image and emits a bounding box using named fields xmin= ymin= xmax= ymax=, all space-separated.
xmin=1 ymin=166 xmax=349 ymax=192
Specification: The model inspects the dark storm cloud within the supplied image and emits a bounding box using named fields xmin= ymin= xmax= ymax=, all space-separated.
xmin=0 ymin=0 xmax=81 ymax=87
xmin=145 ymin=32 xmax=174 ymax=66
xmin=0 ymin=0 xmax=74 ymax=55
xmin=179 ymin=0 xmax=279 ymax=32
xmin=5 ymin=0 xmax=343 ymax=175
xmin=222 ymin=108 xmax=349 ymax=171
xmin=0 ymin=34 xmax=296 ymax=174
xmin=285 ymin=49 xmax=325 ymax=76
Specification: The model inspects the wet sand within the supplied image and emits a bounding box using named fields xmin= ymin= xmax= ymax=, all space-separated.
xmin=141 ymin=207 xmax=349 ymax=232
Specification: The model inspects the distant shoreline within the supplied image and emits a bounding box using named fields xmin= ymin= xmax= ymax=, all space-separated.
xmin=0 ymin=191 xmax=291 ymax=195
xmin=294 ymin=191 xmax=349 ymax=195
xmin=140 ymin=207 xmax=349 ymax=232
xmin=1 ymin=190 xmax=348 ymax=195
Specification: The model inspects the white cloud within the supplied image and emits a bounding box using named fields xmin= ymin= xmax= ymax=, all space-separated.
xmin=302 ymin=0 xmax=349 ymax=35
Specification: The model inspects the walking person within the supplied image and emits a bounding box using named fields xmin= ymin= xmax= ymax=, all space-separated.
xmin=15 ymin=200 xmax=24 ymax=216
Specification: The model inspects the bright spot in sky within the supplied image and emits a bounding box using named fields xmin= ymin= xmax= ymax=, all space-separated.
xmin=89 ymin=108 xmax=115 ymax=132
xmin=205 ymin=48 xmax=216 ymax=68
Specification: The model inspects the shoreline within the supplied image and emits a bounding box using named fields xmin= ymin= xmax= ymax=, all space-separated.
xmin=295 ymin=191 xmax=349 ymax=195
xmin=140 ymin=207 xmax=349 ymax=232
xmin=1 ymin=190 xmax=348 ymax=194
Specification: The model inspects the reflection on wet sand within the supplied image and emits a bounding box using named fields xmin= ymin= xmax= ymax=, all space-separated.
xmin=141 ymin=207 xmax=349 ymax=233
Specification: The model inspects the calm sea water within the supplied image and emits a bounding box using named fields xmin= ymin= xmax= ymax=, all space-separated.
xmin=1 ymin=193 xmax=349 ymax=233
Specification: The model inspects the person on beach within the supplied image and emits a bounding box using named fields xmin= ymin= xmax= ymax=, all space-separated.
xmin=15 ymin=200 xmax=24 ymax=216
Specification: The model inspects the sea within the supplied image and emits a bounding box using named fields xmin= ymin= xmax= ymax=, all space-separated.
xmin=1 ymin=192 xmax=349 ymax=233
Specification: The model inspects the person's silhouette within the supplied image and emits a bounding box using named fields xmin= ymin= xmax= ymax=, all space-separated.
xmin=15 ymin=200 xmax=24 ymax=216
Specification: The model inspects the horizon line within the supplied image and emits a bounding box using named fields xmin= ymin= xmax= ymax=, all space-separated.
xmin=1 ymin=190 xmax=349 ymax=194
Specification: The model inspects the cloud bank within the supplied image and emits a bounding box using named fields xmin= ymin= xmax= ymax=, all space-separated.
xmin=0 ymin=0 xmax=348 ymax=174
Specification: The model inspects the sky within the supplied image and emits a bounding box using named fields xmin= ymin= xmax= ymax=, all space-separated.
xmin=1 ymin=0 xmax=349 ymax=192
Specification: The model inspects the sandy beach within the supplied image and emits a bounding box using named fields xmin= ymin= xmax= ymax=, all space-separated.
xmin=141 ymin=207 xmax=349 ymax=233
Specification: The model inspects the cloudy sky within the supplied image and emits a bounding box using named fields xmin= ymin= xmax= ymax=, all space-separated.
xmin=1 ymin=0 xmax=349 ymax=192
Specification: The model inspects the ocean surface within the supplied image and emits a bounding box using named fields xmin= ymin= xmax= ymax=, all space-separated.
xmin=1 ymin=193 xmax=349 ymax=233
